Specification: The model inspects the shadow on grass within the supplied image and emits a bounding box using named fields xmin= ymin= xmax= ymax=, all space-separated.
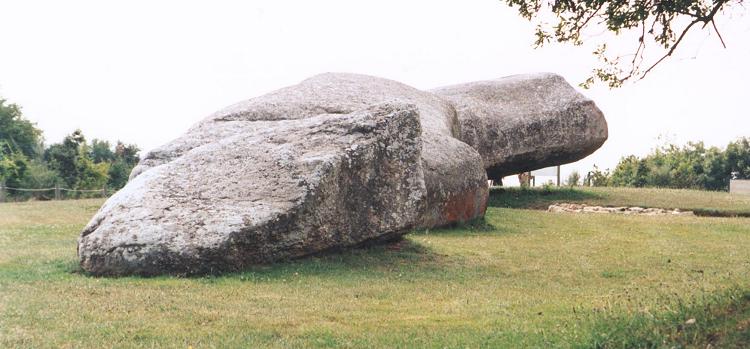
xmin=220 ymin=217 xmax=503 ymax=282
xmin=488 ymin=187 xmax=604 ymax=210
xmin=693 ymin=209 xmax=750 ymax=218
xmin=67 ymin=217 xmax=499 ymax=281
xmin=210 ymin=238 xmax=454 ymax=282
xmin=64 ymin=238 xmax=454 ymax=282
xmin=409 ymin=216 xmax=500 ymax=237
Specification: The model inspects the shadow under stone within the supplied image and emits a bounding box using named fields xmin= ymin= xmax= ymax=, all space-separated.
xmin=487 ymin=187 xmax=604 ymax=210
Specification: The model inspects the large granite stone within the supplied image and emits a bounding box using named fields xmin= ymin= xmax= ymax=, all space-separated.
xmin=130 ymin=73 xmax=488 ymax=230
xmin=79 ymin=104 xmax=427 ymax=275
xmin=80 ymin=74 xmax=489 ymax=276
xmin=79 ymin=72 xmax=607 ymax=276
xmin=432 ymin=73 xmax=608 ymax=180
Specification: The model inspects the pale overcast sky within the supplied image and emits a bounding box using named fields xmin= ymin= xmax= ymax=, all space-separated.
xmin=1 ymin=0 xmax=748 ymax=179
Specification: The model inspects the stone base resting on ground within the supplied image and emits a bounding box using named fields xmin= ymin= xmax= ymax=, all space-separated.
xmin=548 ymin=203 xmax=694 ymax=216
xmin=78 ymin=72 xmax=608 ymax=276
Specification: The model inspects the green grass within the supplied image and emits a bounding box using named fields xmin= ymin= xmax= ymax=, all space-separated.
xmin=580 ymin=287 xmax=750 ymax=348
xmin=490 ymin=186 xmax=750 ymax=216
xmin=1 ymin=196 xmax=749 ymax=348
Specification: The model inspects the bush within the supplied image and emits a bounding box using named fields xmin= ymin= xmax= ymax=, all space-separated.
xmin=13 ymin=160 xmax=61 ymax=200
xmin=597 ymin=138 xmax=750 ymax=191
xmin=584 ymin=165 xmax=610 ymax=187
xmin=566 ymin=170 xmax=581 ymax=186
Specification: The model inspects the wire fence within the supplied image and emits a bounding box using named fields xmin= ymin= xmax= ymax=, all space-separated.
xmin=0 ymin=184 xmax=110 ymax=202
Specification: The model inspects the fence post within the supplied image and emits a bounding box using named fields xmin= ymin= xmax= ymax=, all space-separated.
xmin=54 ymin=184 xmax=61 ymax=200
xmin=0 ymin=182 xmax=5 ymax=202
xmin=102 ymin=186 xmax=107 ymax=197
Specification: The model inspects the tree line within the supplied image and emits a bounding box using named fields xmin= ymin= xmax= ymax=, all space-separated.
xmin=0 ymin=97 xmax=139 ymax=200
xmin=581 ymin=139 xmax=750 ymax=191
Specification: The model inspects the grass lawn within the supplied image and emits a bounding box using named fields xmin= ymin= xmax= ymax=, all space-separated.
xmin=490 ymin=186 xmax=750 ymax=217
xmin=1 ymin=192 xmax=749 ymax=348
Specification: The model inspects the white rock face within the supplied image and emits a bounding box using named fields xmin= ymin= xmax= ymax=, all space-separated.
xmin=78 ymin=72 xmax=608 ymax=276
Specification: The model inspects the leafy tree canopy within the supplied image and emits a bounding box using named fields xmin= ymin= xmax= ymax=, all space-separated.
xmin=44 ymin=129 xmax=86 ymax=188
xmin=0 ymin=95 xmax=141 ymax=199
xmin=503 ymin=0 xmax=739 ymax=87
xmin=114 ymin=141 xmax=140 ymax=166
xmin=43 ymin=129 xmax=141 ymax=190
xmin=0 ymin=98 xmax=43 ymax=158
xmin=90 ymin=139 xmax=115 ymax=163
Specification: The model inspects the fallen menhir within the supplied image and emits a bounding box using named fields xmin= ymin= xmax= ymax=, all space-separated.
xmin=78 ymin=73 xmax=608 ymax=276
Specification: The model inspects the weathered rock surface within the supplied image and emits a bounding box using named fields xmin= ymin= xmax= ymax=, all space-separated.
xmin=81 ymin=74 xmax=490 ymax=276
xmin=79 ymin=104 xmax=428 ymax=275
xmin=130 ymin=73 xmax=488 ymax=229
xmin=130 ymin=73 xmax=460 ymax=178
xmin=432 ymin=73 xmax=608 ymax=180
xmin=79 ymin=72 xmax=607 ymax=276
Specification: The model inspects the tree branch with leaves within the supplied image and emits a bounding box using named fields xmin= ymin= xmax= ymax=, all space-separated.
xmin=504 ymin=0 xmax=740 ymax=88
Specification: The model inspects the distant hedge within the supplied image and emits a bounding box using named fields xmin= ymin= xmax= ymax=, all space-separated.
xmin=585 ymin=138 xmax=750 ymax=191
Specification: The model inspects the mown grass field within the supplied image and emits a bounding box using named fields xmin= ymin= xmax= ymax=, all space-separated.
xmin=1 ymin=188 xmax=749 ymax=348
xmin=490 ymin=186 xmax=750 ymax=217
